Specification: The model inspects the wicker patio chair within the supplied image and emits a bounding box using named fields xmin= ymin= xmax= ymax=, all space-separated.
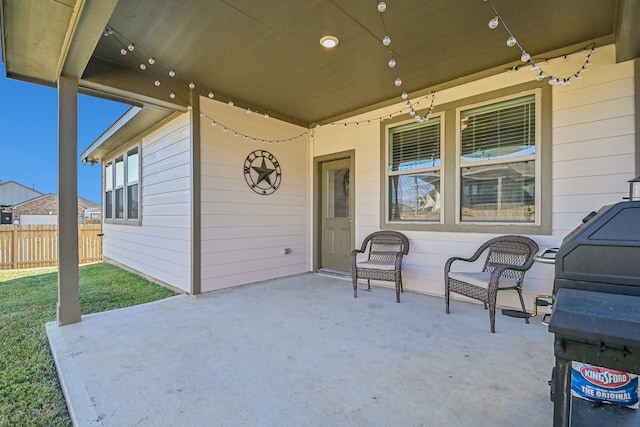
xmin=444 ymin=235 xmax=539 ymax=333
xmin=351 ymin=231 xmax=409 ymax=303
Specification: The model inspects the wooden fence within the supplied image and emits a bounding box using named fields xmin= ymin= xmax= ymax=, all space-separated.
xmin=0 ymin=224 xmax=102 ymax=269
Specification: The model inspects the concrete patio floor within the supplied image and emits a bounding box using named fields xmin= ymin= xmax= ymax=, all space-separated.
xmin=47 ymin=273 xmax=555 ymax=426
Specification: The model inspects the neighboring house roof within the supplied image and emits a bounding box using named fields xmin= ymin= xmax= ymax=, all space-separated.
xmin=0 ymin=180 xmax=44 ymax=206
xmin=78 ymin=196 xmax=100 ymax=209
xmin=11 ymin=193 xmax=57 ymax=209
xmin=9 ymin=192 xmax=97 ymax=210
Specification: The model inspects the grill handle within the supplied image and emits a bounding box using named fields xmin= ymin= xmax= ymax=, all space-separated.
xmin=534 ymin=247 xmax=558 ymax=264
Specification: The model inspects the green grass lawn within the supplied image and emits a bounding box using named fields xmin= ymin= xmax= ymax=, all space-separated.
xmin=0 ymin=263 xmax=177 ymax=427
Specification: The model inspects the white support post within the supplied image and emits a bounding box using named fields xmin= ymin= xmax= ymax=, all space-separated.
xmin=57 ymin=76 xmax=81 ymax=326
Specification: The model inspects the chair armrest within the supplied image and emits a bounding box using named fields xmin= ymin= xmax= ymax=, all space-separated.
xmin=350 ymin=249 xmax=364 ymax=270
xmin=351 ymin=248 xmax=364 ymax=259
xmin=486 ymin=264 xmax=531 ymax=292
xmin=394 ymin=252 xmax=405 ymax=270
xmin=444 ymin=256 xmax=474 ymax=275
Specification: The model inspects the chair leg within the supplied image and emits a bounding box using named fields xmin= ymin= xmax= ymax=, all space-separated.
xmin=445 ymin=282 xmax=450 ymax=314
xmin=517 ymin=289 xmax=529 ymax=324
xmin=353 ymin=276 xmax=358 ymax=298
xmin=395 ymin=280 xmax=401 ymax=303
xmin=489 ymin=290 xmax=497 ymax=333
xmin=489 ymin=302 xmax=496 ymax=333
xmin=367 ymin=279 xmax=371 ymax=290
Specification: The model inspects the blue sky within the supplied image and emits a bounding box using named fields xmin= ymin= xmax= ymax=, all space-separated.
xmin=0 ymin=62 xmax=130 ymax=203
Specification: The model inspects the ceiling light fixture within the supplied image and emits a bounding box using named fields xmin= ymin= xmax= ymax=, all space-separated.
xmin=320 ymin=36 xmax=339 ymax=48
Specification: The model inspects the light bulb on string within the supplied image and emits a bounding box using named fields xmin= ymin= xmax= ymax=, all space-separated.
xmin=377 ymin=2 xmax=386 ymax=12
xmin=484 ymin=2 xmax=594 ymax=88
xmin=401 ymin=91 xmax=408 ymax=100
xmin=120 ymin=49 xmax=127 ymax=56
xmin=208 ymin=91 xmax=214 ymax=98
xmin=228 ymin=100 xmax=234 ymax=106
xmin=388 ymin=58 xmax=396 ymax=68
xmin=154 ymin=80 xmax=161 ymax=86
xmin=394 ymin=77 xmax=402 ymax=87
xmin=127 ymin=44 xmax=135 ymax=51
xmin=168 ymin=70 xmax=175 ymax=77
xmin=382 ymin=36 xmax=391 ymax=46
xmin=148 ymin=58 xmax=155 ymax=65
xmin=188 ymin=82 xmax=195 ymax=89
xmin=139 ymin=64 xmax=146 ymax=70
xmin=187 ymin=105 xmax=193 ymax=110
xmin=169 ymin=92 xmax=176 ymax=98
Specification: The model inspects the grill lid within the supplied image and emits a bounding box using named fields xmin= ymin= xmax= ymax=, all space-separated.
xmin=554 ymin=201 xmax=640 ymax=294
xmin=549 ymin=288 xmax=640 ymax=348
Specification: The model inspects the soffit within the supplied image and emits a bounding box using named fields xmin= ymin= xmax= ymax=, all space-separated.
xmin=90 ymin=0 xmax=620 ymax=125
xmin=2 ymin=0 xmax=633 ymax=126
xmin=1 ymin=0 xmax=79 ymax=83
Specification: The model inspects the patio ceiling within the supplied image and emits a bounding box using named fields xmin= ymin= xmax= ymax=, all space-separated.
xmin=2 ymin=0 xmax=639 ymax=126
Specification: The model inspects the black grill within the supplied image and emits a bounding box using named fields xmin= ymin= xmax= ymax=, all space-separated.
xmin=548 ymin=200 xmax=640 ymax=426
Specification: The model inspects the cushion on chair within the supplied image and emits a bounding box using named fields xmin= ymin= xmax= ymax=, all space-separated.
xmin=356 ymin=260 xmax=396 ymax=270
xmin=448 ymin=271 xmax=517 ymax=289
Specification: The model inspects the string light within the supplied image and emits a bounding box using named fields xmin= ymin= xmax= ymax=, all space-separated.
xmin=103 ymin=25 xmax=290 ymax=141
xmin=484 ymin=0 xmax=594 ymax=86
xmin=102 ymin=24 xmax=434 ymax=143
xmin=316 ymin=92 xmax=436 ymax=128
xmin=376 ymin=2 xmax=434 ymax=123
xmin=103 ymin=0 xmax=599 ymax=144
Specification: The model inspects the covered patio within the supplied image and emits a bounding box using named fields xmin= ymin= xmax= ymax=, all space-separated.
xmin=47 ymin=274 xmax=554 ymax=426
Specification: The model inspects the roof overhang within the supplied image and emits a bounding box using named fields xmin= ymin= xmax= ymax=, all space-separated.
xmin=80 ymin=105 xmax=178 ymax=163
xmin=1 ymin=0 xmax=119 ymax=84
xmin=2 ymin=0 xmax=639 ymax=126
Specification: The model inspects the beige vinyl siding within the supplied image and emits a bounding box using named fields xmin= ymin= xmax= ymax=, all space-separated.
xmin=103 ymin=114 xmax=192 ymax=292
xmin=199 ymin=96 xmax=309 ymax=292
xmin=551 ymin=56 xmax=635 ymax=238
xmin=313 ymin=44 xmax=635 ymax=310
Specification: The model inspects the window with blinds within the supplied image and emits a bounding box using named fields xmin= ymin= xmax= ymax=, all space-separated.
xmin=388 ymin=117 xmax=442 ymax=222
xmin=458 ymin=94 xmax=537 ymax=223
xmin=460 ymin=94 xmax=535 ymax=162
xmin=390 ymin=117 xmax=441 ymax=171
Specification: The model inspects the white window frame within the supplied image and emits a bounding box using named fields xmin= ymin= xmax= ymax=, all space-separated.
xmin=455 ymin=89 xmax=542 ymax=225
xmin=385 ymin=113 xmax=445 ymax=224
xmin=380 ymin=81 xmax=551 ymax=235
xmin=104 ymin=144 xmax=141 ymax=225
